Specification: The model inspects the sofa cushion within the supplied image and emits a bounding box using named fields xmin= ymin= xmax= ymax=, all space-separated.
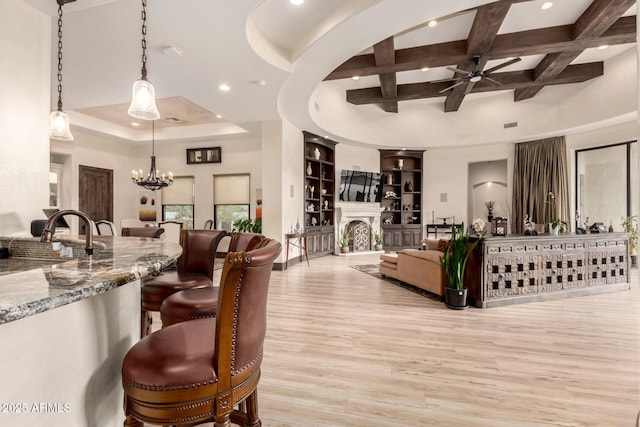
xmin=421 ymin=239 xmax=440 ymax=251
xmin=399 ymin=248 xmax=443 ymax=263
xmin=380 ymin=253 xmax=398 ymax=264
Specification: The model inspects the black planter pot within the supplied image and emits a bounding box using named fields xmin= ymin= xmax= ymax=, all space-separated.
xmin=445 ymin=287 xmax=468 ymax=310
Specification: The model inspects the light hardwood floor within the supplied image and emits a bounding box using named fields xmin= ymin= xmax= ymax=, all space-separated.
xmin=154 ymin=254 xmax=640 ymax=426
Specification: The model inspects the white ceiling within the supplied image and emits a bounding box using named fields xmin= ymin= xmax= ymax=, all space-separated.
xmin=23 ymin=0 xmax=637 ymax=146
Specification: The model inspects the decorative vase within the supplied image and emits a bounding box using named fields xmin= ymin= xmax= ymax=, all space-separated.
xmin=374 ymin=244 xmax=383 ymax=251
xmin=396 ymin=158 xmax=404 ymax=169
xmin=445 ymin=287 xmax=468 ymax=310
xmin=313 ymin=147 xmax=320 ymax=160
xmin=306 ymin=162 xmax=312 ymax=176
xmin=386 ymin=174 xmax=393 ymax=185
xmin=341 ymin=246 xmax=349 ymax=254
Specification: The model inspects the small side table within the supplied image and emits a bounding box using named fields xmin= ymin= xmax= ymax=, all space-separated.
xmin=285 ymin=232 xmax=310 ymax=269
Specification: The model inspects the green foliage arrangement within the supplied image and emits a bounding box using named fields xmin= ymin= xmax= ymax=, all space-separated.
xmin=232 ymin=217 xmax=262 ymax=233
xmin=621 ymin=215 xmax=638 ymax=254
xmin=339 ymin=227 xmax=349 ymax=248
xmin=373 ymin=230 xmax=383 ymax=246
xmin=439 ymin=223 xmax=482 ymax=290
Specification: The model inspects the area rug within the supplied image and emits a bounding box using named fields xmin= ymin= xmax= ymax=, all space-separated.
xmin=350 ymin=264 xmax=440 ymax=301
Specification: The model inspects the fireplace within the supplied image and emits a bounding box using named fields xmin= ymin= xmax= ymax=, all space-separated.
xmin=336 ymin=203 xmax=384 ymax=253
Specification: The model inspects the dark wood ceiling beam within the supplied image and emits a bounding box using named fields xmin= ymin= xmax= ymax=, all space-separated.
xmin=514 ymin=0 xmax=634 ymax=101
xmin=490 ymin=16 xmax=635 ymax=58
xmin=373 ymin=37 xmax=398 ymax=113
xmin=326 ymin=41 xmax=467 ymax=80
xmin=446 ymin=2 xmax=512 ymax=112
xmin=346 ymin=62 xmax=603 ymax=104
xmin=325 ymin=16 xmax=635 ymax=81
xmin=573 ymin=0 xmax=636 ymax=39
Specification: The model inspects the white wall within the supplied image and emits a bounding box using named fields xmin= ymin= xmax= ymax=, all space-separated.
xmin=0 ymin=0 xmax=50 ymax=235
xmin=424 ymin=142 xmax=514 ymax=228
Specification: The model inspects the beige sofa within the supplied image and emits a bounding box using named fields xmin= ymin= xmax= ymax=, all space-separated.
xmin=379 ymin=239 xmax=446 ymax=297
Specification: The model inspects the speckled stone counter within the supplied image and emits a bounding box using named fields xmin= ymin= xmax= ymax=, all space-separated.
xmin=0 ymin=235 xmax=182 ymax=427
xmin=0 ymin=236 xmax=182 ymax=324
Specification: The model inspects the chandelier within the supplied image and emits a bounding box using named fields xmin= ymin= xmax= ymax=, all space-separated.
xmin=128 ymin=0 xmax=160 ymax=120
xmin=48 ymin=0 xmax=75 ymax=141
xmin=132 ymin=121 xmax=173 ymax=191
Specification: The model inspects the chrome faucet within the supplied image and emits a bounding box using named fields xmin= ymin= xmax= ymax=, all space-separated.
xmin=40 ymin=209 xmax=94 ymax=256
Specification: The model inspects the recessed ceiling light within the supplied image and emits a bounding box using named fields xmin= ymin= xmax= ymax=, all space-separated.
xmin=215 ymin=114 xmax=222 ymax=119
xmin=218 ymin=83 xmax=230 ymax=92
xmin=352 ymin=75 xmax=360 ymax=80
xmin=421 ymin=67 xmax=430 ymax=72
xmin=541 ymin=2 xmax=553 ymax=10
xmin=598 ymin=44 xmax=609 ymax=50
xmin=428 ymin=20 xmax=438 ymax=28
xmin=290 ymin=0 xmax=304 ymax=5
xmin=131 ymin=122 xmax=140 ymax=127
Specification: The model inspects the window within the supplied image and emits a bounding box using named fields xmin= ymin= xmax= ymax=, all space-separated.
xmin=161 ymin=176 xmax=195 ymax=229
xmin=214 ymin=174 xmax=250 ymax=232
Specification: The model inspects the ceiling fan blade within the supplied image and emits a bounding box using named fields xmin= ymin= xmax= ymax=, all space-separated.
xmin=439 ymin=80 xmax=466 ymax=93
xmin=446 ymin=66 xmax=471 ymax=75
xmin=484 ymin=76 xmax=502 ymax=85
xmin=483 ymin=57 xmax=521 ymax=74
xmin=430 ymin=76 xmax=465 ymax=84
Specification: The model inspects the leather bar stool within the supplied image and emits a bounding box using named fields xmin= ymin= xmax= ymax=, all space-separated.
xmin=159 ymin=232 xmax=264 ymax=327
xmin=122 ymin=239 xmax=281 ymax=427
xmin=140 ymin=229 xmax=227 ymax=337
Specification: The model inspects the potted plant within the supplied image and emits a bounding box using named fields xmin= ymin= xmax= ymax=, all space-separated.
xmin=546 ymin=191 xmax=567 ymax=234
xmin=339 ymin=227 xmax=349 ymax=253
xmin=439 ymin=222 xmax=482 ymax=309
xmin=621 ymin=215 xmax=638 ymax=267
xmin=232 ymin=217 xmax=262 ymax=233
xmin=373 ymin=229 xmax=383 ymax=251
xmin=550 ymin=218 xmax=568 ymax=235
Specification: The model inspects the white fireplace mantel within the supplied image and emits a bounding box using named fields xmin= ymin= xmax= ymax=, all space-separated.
xmin=336 ymin=203 xmax=384 ymax=250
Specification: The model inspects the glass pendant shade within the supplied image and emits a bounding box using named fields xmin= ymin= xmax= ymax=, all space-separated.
xmin=48 ymin=110 xmax=74 ymax=141
xmin=128 ymin=79 xmax=160 ymax=120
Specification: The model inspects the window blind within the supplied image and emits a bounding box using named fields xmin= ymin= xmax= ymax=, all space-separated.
xmin=162 ymin=176 xmax=194 ymax=205
xmin=214 ymin=174 xmax=250 ymax=204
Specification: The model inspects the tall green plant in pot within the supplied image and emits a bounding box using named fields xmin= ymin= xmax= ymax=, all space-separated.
xmin=621 ymin=215 xmax=638 ymax=267
xmin=439 ymin=223 xmax=482 ymax=309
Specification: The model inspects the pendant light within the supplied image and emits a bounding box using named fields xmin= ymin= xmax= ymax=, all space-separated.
xmin=48 ymin=0 xmax=74 ymax=141
xmin=131 ymin=121 xmax=173 ymax=191
xmin=128 ymin=0 xmax=160 ymax=120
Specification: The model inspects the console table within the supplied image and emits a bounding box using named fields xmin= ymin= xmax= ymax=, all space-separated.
xmin=426 ymin=223 xmax=462 ymax=239
xmin=284 ymin=232 xmax=309 ymax=269
xmin=467 ymin=233 xmax=630 ymax=308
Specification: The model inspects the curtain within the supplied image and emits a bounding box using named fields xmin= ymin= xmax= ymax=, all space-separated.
xmin=512 ymin=136 xmax=570 ymax=234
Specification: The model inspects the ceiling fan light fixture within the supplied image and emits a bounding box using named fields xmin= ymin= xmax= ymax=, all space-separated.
xmin=469 ymin=75 xmax=482 ymax=83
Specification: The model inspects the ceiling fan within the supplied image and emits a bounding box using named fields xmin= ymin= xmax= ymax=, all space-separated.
xmin=433 ymin=55 xmax=521 ymax=93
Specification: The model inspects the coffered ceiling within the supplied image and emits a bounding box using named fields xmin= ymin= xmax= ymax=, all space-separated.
xmin=329 ymin=0 xmax=636 ymax=113
xmin=23 ymin=0 xmax=637 ymax=147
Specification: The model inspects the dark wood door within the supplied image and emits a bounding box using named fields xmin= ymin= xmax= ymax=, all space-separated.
xmin=79 ymin=165 xmax=113 ymax=234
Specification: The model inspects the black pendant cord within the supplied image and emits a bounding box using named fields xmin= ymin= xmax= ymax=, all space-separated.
xmin=140 ymin=0 xmax=148 ymax=80
xmin=56 ymin=2 xmax=64 ymax=111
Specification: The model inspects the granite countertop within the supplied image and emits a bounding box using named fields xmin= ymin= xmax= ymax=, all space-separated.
xmin=0 ymin=236 xmax=182 ymax=325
